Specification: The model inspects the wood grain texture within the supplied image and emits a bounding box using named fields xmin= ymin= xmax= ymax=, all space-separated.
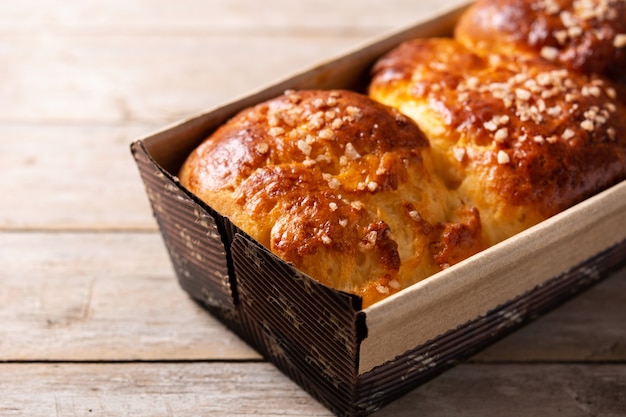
xmin=1 ymin=363 xmax=624 ymax=417
xmin=0 ymin=0 xmax=467 ymax=127
xmin=1 ymin=231 xmax=624 ymax=362
xmin=0 ymin=0 xmax=467 ymax=34
xmin=0 ymin=126 xmax=156 ymax=230
xmin=0 ymin=34 xmax=365 ymax=125
xmin=380 ymin=363 xmax=626 ymax=417
xmin=0 ymin=362 xmax=329 ymax=417
xmin=0 ymin=232 xmax=259 ymax=361
xmin=473 ymin=265 xmax=626 ymax=362
xmin=1 ymin=0 xmax=624 ymax=415
xmin=0 ymin=0 xmax=464 ymax=231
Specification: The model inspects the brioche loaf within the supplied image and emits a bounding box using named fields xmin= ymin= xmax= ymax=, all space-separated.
xmin=180 ymin=0 xmax=626 ymax=306
xmin=369 ymin=37 xmax=626 ymax=246
xmin=179 ymin=90 xmax=485 ymax=307
xmin=455 ymin=0 xmax=626 ymax=85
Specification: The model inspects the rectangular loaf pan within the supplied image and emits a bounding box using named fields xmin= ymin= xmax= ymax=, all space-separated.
xmin=131 ymin=3 xmax=626 ymax=416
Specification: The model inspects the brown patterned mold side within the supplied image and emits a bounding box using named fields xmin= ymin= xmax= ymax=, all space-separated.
xmin=354 ymin=239 xmax=626 ymax=415
xmin=231 ymin=235 xmax=367 ymax=417
xmin=131 ymin=141 xmax=236 ymax=311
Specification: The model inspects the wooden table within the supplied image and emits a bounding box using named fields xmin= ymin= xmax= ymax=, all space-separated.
xmin=2 ymin=1 xmax=625 ymax=415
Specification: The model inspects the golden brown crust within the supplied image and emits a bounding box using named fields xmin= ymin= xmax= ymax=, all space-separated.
xmin=370 ymin=38 xmax=626 ymax=245
xmin=180 ymin=1 xmax=626 ymax=306
xmin=455 ymin=0 xmax=626 ymax=84
xmin=179 ymin=89 xmax=486 ymax=307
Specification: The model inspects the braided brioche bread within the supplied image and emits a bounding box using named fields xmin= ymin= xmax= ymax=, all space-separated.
xmin=179 ymin=90 xmax=485 ymax=307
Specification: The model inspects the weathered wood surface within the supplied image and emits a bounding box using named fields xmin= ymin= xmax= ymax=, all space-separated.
xmin=0 ymin=0 xmax=468 ymax=127
xmin=0 ymin=0 xmax=466 ymax=231
xmin=0 ymin=231 xmax=259 ymax=361
xmin=1 ymin=0 xmax=624 ymax=416
xmin=0 ymin=231 xmax=624 ymax=363
xmin=1 ymin=363 xmax=625 ymax=417
xmin=1 ymin=236 xmax=624 ymax=416
xmin=0 ymin=126 xmax=156 ymax=230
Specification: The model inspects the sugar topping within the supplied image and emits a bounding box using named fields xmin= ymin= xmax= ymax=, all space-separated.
xmin=455 ymin=64 xmax=619 ymax=147
xmin=375 ymin=284 xmax=390 ymax=295
xmin=322 ymin=173 xmax=341 ymax=190
xmin=540 ymin=46 xmax=559 ymax=61
xmin=453 ymin=147 xmax=466 ymax=162
xmin=264 ymin=91 xmax=367 ymax=151
xmin=296 ymin=139 xmax=312 ymax=156
xmin=350 ymin=200 xmax=365 ymax=211
xmin=494 ymin=127 xmax=509 ymax=142
xmin=562 ymin=128 xmax=576 ymax=140
xmin=497 ymin=150 xmax=511 ymax=165
xmin=535 ymin=0 xmax=625 ymax=53
xmin=359 ymin=230 xmax=378 ymax=252
xmin=408 ymin=210 xmax=422 ymax=221
xmin=255 ymin=142 xmax=269 ymax=155
xmin=344 ymin=142 xmax=361 ymax=160
xmin=260 ymin=91 xmax=396 ymax=195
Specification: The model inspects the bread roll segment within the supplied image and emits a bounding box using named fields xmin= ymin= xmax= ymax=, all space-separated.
xmin=179 ymin=90 xmax=485 ymax=307
xmin=369 ymin=37 xmax=626 ymax=246
xmin=455 ymin=0 xmax=626 ymax=83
